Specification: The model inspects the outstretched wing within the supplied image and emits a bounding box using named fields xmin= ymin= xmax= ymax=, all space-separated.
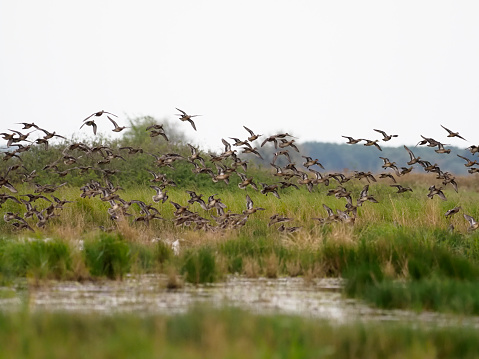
xmin=107 ymin=116 xmax=119 ymax=128
xmin=374 ymin=129 xmax=387 ymax=137
xmin=187 ymin=119 xmax=197 ymax=131
xmin=246 ymin=194 xmax=253 ymax=210
xmin=243 ymin=126 xmax=254 ymax=136
xmin=464 ymin=214 xmax=477 ymax=226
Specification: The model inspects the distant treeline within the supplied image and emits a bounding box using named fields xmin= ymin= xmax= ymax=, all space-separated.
xmin=296 ymin=142 xmax=475 ymax=174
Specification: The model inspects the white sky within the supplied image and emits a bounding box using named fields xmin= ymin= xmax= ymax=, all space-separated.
xmin=1 ymin=1 xmax=478 ymax=152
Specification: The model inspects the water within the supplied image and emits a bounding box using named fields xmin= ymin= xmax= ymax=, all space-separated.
xmin=0 ymin=275 xmax=477 ymax=326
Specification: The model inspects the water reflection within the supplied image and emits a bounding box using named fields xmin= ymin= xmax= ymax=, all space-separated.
xmin=0 ymin=275 xmax=477 ymax=326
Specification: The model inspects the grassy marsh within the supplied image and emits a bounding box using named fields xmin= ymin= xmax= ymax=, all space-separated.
xmin=4 ymin=118 xmax=479 ymax=359
xmin=1 ymin=307 xmax=479 ymax=359
xmin=2 ymin=189 xmax=479 ymax=316
xmin=2 ymin=119 xmax=479 ymax=357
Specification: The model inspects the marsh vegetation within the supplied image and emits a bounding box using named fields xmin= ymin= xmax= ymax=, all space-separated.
xmin=2 ymin=114 xmax=479 ymax=357
xmin=2 ymin=308 xmax=479 ymax=358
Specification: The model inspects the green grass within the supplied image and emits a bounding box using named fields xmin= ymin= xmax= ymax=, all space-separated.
xmin=2 ymin=157 xmax=479 ymax=315
xmin=84 ymin=233 xmax=131 ymax=279
xmin=0 ymin=179 xmax=477 ymax=236
xmin=3 ymin=224 xmax=479 ymax=314
xmin=182 ymin=246 xmax=217 ymax=284
xmin=4 ymin=111 xmax=479 ymax=355
xmin=0 ymin=238 xmax=72 ymax=281
xmin=1 ymin=307 xmax=479 ymax=358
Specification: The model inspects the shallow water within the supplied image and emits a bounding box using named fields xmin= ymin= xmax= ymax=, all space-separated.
xmin=0 ymin=275 xmax=477 ymax=326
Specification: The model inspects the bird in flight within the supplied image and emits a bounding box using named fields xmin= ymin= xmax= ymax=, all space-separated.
xmin=107 ymin=116 xmax=127 ymax=132
xmin=464 ymin=213 xmax=479 ymax=231
xmin=374 ymin=129 xmax=398 ymax=142
xmin=243 ymin=126 xmax=261 ymax=141
xmin=176 ymin=108 xmax=200 ymax=131
xmin=440 ymin=125 xmax=466 ymax=141
xmin=403 ymin=145 xmax=421 ymax=165
xmin=362 ymin=139 xmax=382 ymax=151
xmin=83 ymin=110 xmax=117 ymax=122
xmin=342 ymin=136 xmax=362 ymax=144
xmin=16 ymin=122 xmax=40 ymax=130
xmin=80 ymin=120 xmax=98 ymax=135
xmin=444 ymin=206 xmax=461 ymax=218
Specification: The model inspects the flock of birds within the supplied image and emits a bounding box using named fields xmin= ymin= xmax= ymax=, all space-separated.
xmin=1 ymin=109 xmax=479 ymax=234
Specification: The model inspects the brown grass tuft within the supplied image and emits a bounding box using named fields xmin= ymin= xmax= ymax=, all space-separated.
xmin=381 ymin=255 xmax=396 ymax=279
xmin=302 ymin=263 xmax=326 ymax=285
xmin=164 ymin=266 xmax=184 ymax=289
xmin=286 ymin=260 xmax=302 ymax=277
xmin=329 ymin=223 xmax=356 ymax=244
xmin=243 ymin=257 xmax=260 ymax=278
xmin=70 ymin=250 xmax=92 ymax=281
xmin=264 ymin=253 xmax=279 ymax=278
xmin=116 ymin=218 xmax=153 ymax=242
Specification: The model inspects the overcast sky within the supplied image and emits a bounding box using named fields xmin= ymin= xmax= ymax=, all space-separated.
xmin=1 ymin=1 xmax=478 ymax=152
